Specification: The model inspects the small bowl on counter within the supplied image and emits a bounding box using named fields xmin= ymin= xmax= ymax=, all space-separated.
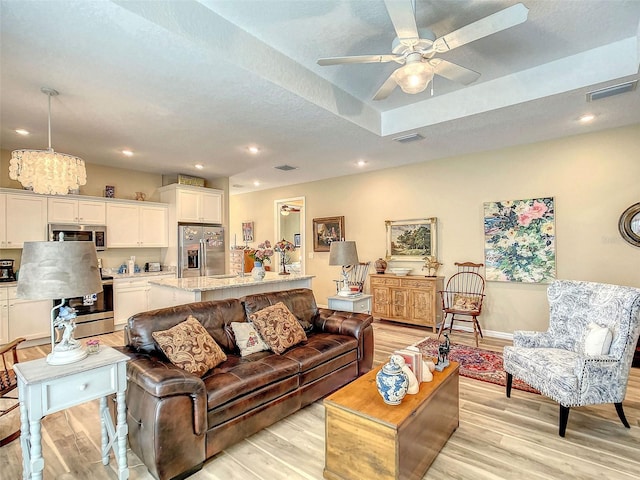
xmin=389 ymin=268 xmax=412 ymax=276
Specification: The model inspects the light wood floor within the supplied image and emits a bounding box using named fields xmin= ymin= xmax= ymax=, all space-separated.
xmin=1 ymin=321 xmax=639 ymax=479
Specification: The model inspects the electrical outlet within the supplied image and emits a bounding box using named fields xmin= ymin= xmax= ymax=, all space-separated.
xmin=308 ymin=252 xmax=314 ymax=259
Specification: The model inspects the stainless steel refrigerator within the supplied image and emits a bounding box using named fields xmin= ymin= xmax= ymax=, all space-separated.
xmin=178 ymin=224 xmax=225 ymax=278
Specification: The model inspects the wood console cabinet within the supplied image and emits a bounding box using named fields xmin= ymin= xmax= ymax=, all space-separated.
xmin=370 ymin=274 xmax=444 ymax=332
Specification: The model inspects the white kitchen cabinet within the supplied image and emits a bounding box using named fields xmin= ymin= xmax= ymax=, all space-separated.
xmin=2 ymin=286 xmax=51 ymax=341
xmin=159 ymin=184 xmax=223 ymax=224
xmin=0 ymin=194 xmax=6 ymax=250
xmin=0 ymin=287 xmax=8 ymax=345
xmin=114 ymin=278 xmax=147 ymax=326
xmin=48 ymin=197 xmax=106 ymax=224
xmin=1 ymin=193 xmax=48 ymax=248
xmin=106 ymin=202 xmax=168 ymax=248
xmin=114 ymin=273 xmax=175 ymax=326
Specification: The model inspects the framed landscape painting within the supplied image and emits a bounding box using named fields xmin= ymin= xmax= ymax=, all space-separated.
xmin=313 ymin=216 xmax=344 ymax=252
xmin=385 ymin=218 xmax=437 ymax=261
xmin=483 ymin=197 xmax=556 ymax=283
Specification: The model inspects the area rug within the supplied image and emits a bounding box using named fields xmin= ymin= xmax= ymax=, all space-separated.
xmin=413 ymin=337 xmax=539 ymax=394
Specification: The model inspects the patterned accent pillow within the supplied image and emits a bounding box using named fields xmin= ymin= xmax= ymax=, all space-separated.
xmin=249 ymin=302 xmax=307 ymax=354
xmin=230 ymin=321 xmax=270 ymax=356
xmin=152 ymin=315 xmax=227 ymax=377
xmin=452 ymin=294 xmax=481 ymax=311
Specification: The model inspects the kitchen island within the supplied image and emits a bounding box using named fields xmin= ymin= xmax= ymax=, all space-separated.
xmin=147 ymin=272 xmax=314 ymax=310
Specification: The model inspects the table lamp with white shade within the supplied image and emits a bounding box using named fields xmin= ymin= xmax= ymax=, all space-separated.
xmin=17 ymin=241 xmax=103 ymax=365
xmin=329 ymin=241 xmax=359 ymax=297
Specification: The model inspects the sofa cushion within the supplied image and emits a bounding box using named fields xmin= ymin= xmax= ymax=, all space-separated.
xmin=503 ymin=346 xmax=579 ymax=403
xmin=242 ymin=288 xmax=318 ymax=332
xmin=250 ymin=302 xmax=307 ymax=354
xmin=152 ymin=316 xmax=227 ymax=377
xmin=203 ymin=354 xmax=299 ymax=411
xmin=283 ymin=332 xmax=358 ymax=385
xmin=230 ymin=321 xmax=270 ymax=356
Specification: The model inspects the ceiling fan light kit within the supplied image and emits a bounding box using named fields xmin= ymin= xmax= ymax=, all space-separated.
xmin=317 ymin=1 xmax=529 ymax=101
xmin=393 ymin=60 xmax=433 ymax=94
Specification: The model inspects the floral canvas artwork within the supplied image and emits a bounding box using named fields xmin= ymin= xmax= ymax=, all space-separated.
xmin=483 ymin=197 xmax=555 ymax=283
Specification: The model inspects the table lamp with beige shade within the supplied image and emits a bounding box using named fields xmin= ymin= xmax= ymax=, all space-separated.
xmin=17 ymin=241 xmax=103 ymax=365
xmin=329 ymin=241 xmax=359 ymax=297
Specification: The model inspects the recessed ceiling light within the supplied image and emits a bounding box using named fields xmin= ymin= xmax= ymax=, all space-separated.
xmin=122 ymin=150 xmax=134 ymax=156
xmin=15 ymin=129 xmax=29 ymax=135
xmin=248 ymin=146 xmax=260 ymax=155
xmin=194 ymin=164 xmax=204 ymax=170
xmin=356 ymin=160 xmax=367 ymax=167
xmin=579 ymin=114 xmax=595 ymax=123
xmin=253 ymin=180 xmax=260 ymax=186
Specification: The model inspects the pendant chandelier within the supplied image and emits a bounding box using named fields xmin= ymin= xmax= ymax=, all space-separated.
xmin=9 ymin=87 xmax=87 ymax=195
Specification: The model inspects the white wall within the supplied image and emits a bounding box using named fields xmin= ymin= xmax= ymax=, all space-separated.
xmin=230 ymin=124 xmax=640 ymax=335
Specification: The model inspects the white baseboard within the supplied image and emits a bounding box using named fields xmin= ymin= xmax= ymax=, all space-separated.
xmin=438 ymin=323 xmax=514 ymax=341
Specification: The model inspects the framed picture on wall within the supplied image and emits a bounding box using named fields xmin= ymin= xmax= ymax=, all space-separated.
xmin=385 ymin=218 xmax=437 ymax=261
xmin=242 ymin=221 xmax=254 ymax=243
xmin=483 ymin=197 xmax=555 ymax=283
xmin=293 ymin=233 xmax=301 ymax=247
xmin=313 ymin=216 xmax=344 ymax=252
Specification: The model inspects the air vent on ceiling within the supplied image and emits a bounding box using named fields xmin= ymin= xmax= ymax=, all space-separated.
xmin=587 ymin=80 xmax=637 ymax=102
xmin=274 ymin=164 xmax=297 ymax=171
xmin=392 ymin=133 xmax=424 ymax=143
xmin=232 ymin=184 xmax=244 ymax=188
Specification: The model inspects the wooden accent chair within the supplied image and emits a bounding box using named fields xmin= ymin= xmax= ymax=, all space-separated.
xmin=334 ymin=262 xmax=371 ymax=294
xmin=438 ymin=262 xmax=486 ymax=346
xmin=0 ymin=337 xmax=25 ymax=447
xmin=504 ymin=280 xmax=640 ymax=437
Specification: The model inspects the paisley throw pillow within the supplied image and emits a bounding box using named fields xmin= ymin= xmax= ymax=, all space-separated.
xmin=249 ymin=302 xmax=307 ymax=354
xmin=152 ymin=315 xmax=227 ymax=377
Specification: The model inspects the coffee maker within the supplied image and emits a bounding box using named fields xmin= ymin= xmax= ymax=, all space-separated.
xmin=0 ymin=259 xmax=16 ymax=282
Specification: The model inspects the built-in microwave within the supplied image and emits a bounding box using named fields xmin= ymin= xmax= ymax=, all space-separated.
xmin=48 ymin=224 xmax=107 ymax=251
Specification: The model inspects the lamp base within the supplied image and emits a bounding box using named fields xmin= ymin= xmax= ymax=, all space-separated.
xmin=47 ymin=346 xmax=88 ymax=365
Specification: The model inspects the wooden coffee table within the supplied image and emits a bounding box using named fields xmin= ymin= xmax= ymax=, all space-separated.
xmin=324 ymin=362 xmax=459 ymax=480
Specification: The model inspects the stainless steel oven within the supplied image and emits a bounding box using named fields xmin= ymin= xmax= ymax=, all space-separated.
xmin=55 ymin=276 xmax=114 ymax=338
xmin=48 ymin=224 xmax=107 ymax=251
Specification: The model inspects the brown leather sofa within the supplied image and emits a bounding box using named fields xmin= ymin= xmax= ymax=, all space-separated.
xmin=120 ymin=288 xmax=373 ymax=480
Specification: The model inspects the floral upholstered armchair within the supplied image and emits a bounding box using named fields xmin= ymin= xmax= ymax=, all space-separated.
xmin=503 ymin=280 xmax=640 ymax=437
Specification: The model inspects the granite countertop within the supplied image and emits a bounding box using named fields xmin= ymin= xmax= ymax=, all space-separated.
xmin=109 ymin=270 xmax=176 ymax=280
xmin=148 ymin=272 xmax=314 ymax=292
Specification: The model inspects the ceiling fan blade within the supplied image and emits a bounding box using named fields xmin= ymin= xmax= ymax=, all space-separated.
xmin=317 ymin=54 xmax=399 ymax=66
xmin=373 ymin=72 xmax=398 ymax=101
xmin=433 ymin=3 xmax=529 ymax=53
xmin=430 ymin=59 xmax=480 ymax=85
xmin=384 ymin=0 xmax=419 ymax=45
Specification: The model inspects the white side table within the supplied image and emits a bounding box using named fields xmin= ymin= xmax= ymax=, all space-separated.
xmin=14 ymin=346 xmax=129 ymax=480
xmin=327 ymin=294 xmax=373 ymax=314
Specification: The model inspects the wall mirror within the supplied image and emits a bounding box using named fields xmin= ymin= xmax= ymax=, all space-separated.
xmin=619 ymin=202 xmax=640 ymax=247
xmin=275 ymin=196 xmax=305 ymax=274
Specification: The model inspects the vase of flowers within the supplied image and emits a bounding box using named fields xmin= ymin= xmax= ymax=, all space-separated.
xmin=274 ymin=239 xmax=295 ymax=275
xmin=248 ymin=241 xmax=273 ymax=280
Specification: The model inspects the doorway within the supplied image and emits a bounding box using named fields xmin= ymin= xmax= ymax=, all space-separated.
xmin=274 ymin=196 xmax=305 ymax=275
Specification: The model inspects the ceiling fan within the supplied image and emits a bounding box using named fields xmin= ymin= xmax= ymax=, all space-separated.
xmin=317 ymin=0 xmax=528 ymax=100
xmin=280 ymin=204 xmax=301 ymax=216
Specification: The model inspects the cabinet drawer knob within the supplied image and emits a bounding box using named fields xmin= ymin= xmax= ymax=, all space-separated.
xmin=79 ymin=383 xmax=88 ymax=391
